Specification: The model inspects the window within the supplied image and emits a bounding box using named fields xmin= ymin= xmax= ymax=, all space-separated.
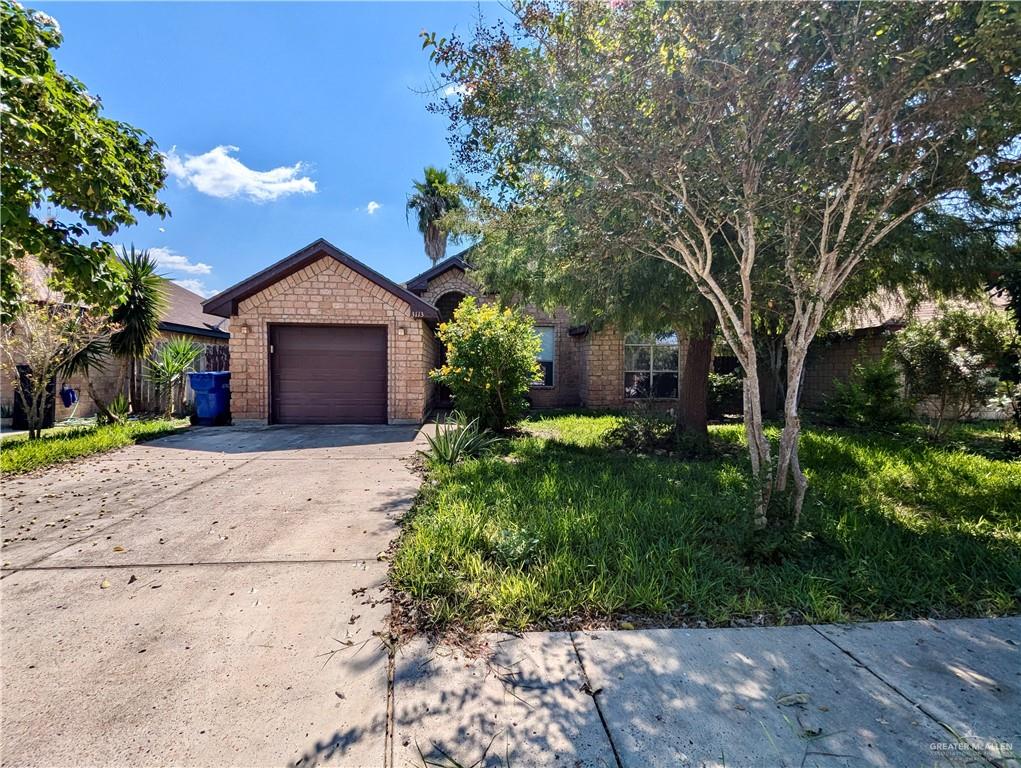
xmin=534 ymin=326 xmax=555 ymax=386
xmin=624 ymin=332 xmax=678 ymax=398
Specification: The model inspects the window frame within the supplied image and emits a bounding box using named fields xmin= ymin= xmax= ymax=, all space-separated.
xmin=533 ymin=325 xmax=556 ymax=388
xmin=623 ymin=332 xmax=680 ymax=400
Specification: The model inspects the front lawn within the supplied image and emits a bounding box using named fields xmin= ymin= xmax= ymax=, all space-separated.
xmin=1 ymin=418 xmax=188 ymax=475
xmin=391 ymin=414 xmax=1021 ymax=631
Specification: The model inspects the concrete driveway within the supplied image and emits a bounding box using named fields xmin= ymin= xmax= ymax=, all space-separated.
xmin=1 ymin=425 xmax=424 ymax=768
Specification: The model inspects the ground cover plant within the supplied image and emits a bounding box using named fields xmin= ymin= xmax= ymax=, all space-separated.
xmin=391 ymin=413 xmax=1021 ymax=632
xmin=0 ymin=418 xmax=186 ymax=475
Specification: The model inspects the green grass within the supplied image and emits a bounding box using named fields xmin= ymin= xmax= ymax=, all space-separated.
xmin=1 ymin=419 xmax=188 ymax=475
xmin=392 ymin=413 xmax=1021 ymax=631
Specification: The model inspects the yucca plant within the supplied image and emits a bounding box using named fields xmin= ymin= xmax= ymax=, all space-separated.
xmin=421 ymin=413 xmax=504 ymax=466
xmin=147 ymin=338 xmax=202 ymax=417
xmin=108 ymin=393 xmax=130 ymax=421
xmin=111 ymin=246 xmax=168 ymax=412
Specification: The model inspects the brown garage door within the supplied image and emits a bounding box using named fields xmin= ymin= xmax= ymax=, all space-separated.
xmin=270 ymin=325 xmax=387 ymax=424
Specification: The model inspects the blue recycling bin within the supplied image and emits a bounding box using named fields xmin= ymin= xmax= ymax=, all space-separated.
xmin=188 ymin=371 xmax=231 ymax=426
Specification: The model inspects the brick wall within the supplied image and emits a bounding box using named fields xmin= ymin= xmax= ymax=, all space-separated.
xmin=417 ymin=267 xmax=585 ymax=408
xmin=419 ymin=268 xmax=480 ymax=307
xmin=801 ymin=333 xmax=888 ymax=408
xmin=230 ymin=256 xmax=433 ymax=424
xmin=581 ymin=327 xmax=624 ymax=407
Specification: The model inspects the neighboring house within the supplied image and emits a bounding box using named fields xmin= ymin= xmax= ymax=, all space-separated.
xmin=801 ymin=291 xmax=1012 ymax=410
xmin=203 ymin=237 xmax=1011 ymax=425
xmin=1 ymin=266 xmax=231 ymax=422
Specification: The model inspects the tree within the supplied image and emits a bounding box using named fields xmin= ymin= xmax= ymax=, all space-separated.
xmin=431 ymin=297 xmax=541 ymax=431
xmin=0 ymin=300 xmax=114 ymax=438
xmin=406 ymin=167 xmax=463 ymax=265
xmin=0 ymin=1 xmax=168 ymax=322
xmin=110 ymin=247 xmax=168 ymax=412
xmin=426 ymin=1 xmax=1021 ymax=527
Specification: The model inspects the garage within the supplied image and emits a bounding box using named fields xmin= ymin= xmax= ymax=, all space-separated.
xmin=203 ymin=239 xmax=439 ymax=425
xmin=270 ymin=324 xmax=387 ymax=424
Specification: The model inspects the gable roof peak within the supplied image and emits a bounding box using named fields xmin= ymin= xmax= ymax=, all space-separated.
xmin=202 ymin=238 xmax=438 ymax=320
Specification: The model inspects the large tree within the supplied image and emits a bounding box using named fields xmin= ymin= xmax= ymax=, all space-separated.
xmin=406 ymin=166 xmax=463 ymax=266
xmin=427 ymin=0 xmax=1020 ymax=528
xmin=0 ymin=1 xmax=168 ymax=322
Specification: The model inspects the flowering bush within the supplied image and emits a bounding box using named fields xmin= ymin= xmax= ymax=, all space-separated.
xmin=431 ymin=297 xmax=541 ymax=431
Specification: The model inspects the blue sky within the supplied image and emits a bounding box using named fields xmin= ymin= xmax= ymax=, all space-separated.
xmin=36 ymin=2 xmax=498 ymax=298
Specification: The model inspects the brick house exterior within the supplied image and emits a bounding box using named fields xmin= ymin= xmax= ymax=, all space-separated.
xmin=204 ymin=240 xmax=438 ymax=424
xmin=207 ymin=238 xmax=996 ymax=425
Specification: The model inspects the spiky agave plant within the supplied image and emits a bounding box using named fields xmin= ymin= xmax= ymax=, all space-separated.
xmin=147 ymin=338 xmax=202 ymax=417
xmin=420 ymin=413 xmax=504 ymax=466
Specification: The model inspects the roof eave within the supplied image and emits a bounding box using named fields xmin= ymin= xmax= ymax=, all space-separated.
xmin=202 ymin=239 xmax=439 ymax=321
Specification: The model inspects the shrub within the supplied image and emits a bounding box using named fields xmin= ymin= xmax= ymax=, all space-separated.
xmin=891 ymin=306 xmax=1018 ymax=439
xmin=430 ymin=297 xmax=541 ymax=431
xmin=147 ymin=339 xmax=202 ymax=417
xmin=604 ymin=412 xmax=676 ymax=452
xmin=707 ymin=372 xmax=743 ymax=419
xmin=421 ymin=413 xmax=504 ymax=466
xmin=824 ymin=353 xmax=908 ymax=428
xmin=108 ymin=393 xmax=130 ymax=422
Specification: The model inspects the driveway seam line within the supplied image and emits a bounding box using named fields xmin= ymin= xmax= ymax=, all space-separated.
xmin=2 ymin=557 xmax=381 ymax=571
xmin=1 ymin=456 xmax=261 ymax=575
xmin=809 ymin=624 xmax=1000 ymax=768
xmin=569 ymin=631 xmax=624 ymax=768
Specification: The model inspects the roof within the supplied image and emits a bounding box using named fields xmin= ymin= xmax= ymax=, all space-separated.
xmin=160 ymin=281 xmax=230 ymax=340
xmin=835 ymin=289 xmax=1011 ymax=334
xmin=202 ymin=239 xmax=439 ymax=320
xmin=13 ymin=255 xmax=229 ymax=339
xmin=404 ymin=246 xmax=474 ymax=293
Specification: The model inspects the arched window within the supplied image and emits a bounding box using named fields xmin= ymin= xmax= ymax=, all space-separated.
xmin=435 ymin=291 xmax=467 ymax=323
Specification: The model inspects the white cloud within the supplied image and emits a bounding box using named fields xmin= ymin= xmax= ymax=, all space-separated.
xmin=366 ymin=201 xmax=381 ymax=215
xmin=173 ymin=279 xmax=218 ymax=299
xmin=164 ymin=145 xmax=317 ymax=202
xmin=149 ymin=247 xmax=212 ymax=275
xmin=443 ymin=83 xmax=469 ymax=98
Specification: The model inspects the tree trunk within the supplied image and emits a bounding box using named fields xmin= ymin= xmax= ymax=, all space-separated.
xmin=738 ymin=341 xmax=774 ymax=529
xmin=775 ymin=342 xmax=809 ymax=526
xmin=85 ymin=375 xmax=118 ymax=424
xmin=128 ymin=357 xmax=139 ymax=413
xmin=676 ymin=316 xmax=715 ymax=450
xmin=760 ymin=333 xmax=786 ymax=418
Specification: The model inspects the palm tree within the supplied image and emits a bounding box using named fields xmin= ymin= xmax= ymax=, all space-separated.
xmin=406 ymin=166 xmax=462 ymax=265
xmin=111 ymin=246 xmax=167 ymax=412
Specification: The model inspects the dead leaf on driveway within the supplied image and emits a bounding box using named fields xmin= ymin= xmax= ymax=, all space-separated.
xmin=112 ymin=546 xmax=125 ymax=553
xmin=100 ymin=579 xmax=111 ymax=589
xmin=776 ymin=692 xmax=810 ymax=706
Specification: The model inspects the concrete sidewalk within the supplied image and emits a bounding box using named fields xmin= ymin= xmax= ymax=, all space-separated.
xmin=394 ymin=618 xmax=1019 ymax=768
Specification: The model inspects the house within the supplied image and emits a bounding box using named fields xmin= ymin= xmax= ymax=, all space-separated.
xmin=204 ymin=237 xmax=1011 ymax=426
xmin=1 ymin=267 xmax=231 ymax=424
xmin=204 ymin=238 xmax=690 ymax=425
